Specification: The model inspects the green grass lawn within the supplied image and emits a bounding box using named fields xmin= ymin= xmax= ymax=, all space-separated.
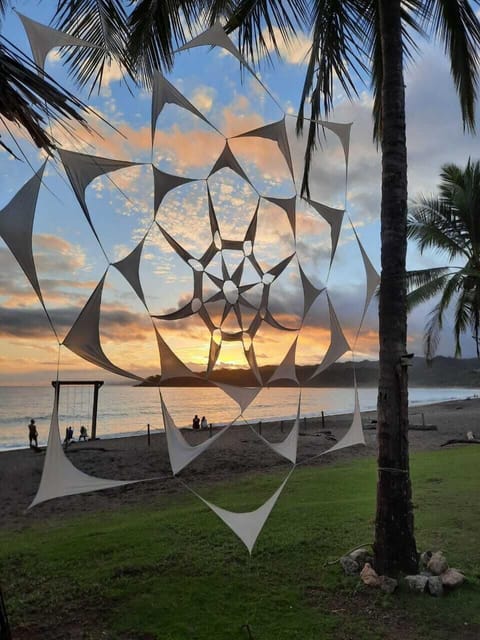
xmin=1 ymin=447 xmax=479 ymax=639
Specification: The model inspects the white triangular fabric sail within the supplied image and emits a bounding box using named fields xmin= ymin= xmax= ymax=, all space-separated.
xmin=197 ymin=471 xmax=292 ymax=554
xmin=255 ymin=395 xmax=300 ymax=463
xmin=321 ymin=381 xmax=365 ymax=454
xmin=207 ymin=336 xmax=222 ymax=374
xmin=154 ymin=326 xmax=200 ymax=381
xmin=29 ymin=397 xmax=136 ymax=508
xmin=309 ymin=293 xmax=350 ymax=379
xmin=317 ymin=120 xmax=352 ymax=167
xmin=63 ymin=274 xmax=143 ymax=380
xmin=59 ymin=149 xmax=138 ymax=242
xmin=17 ymin=12 xmax=100 ymax=71
xmin=351 ymin=221 xmax=380 ymax=333
xmin=153 ymin=166 xmax=195 ymax=215
xmin=213 ymin=381 xmax=261 ymax=413
xmin=177 ymin=22 xmax=251 ymax=69
xmin=235 ymin=118 xmax=294 ymax=179
xmin=161 ymin=395 xmax=230 ymax=475
xmin=298 ymin=263 xmax=324 ymax=318
xmin=112 ymin=237 xmax=148 ymax=309
xmin=151 ymin=72 xmax=216 ymax=145
xmin=265 ymin=196 xmax=296 ymax=235
xmin=0 ymin=162 xmax=46 ymax=303
xmin=209 ymin=142 xmax=252 ymax=186
xmin=244 ymin=346 xmax=262 ymax=385
xmin=268 ymin=338 xmax=299 ymax=385
xmin=307 ymin=199 xmax=344 ymax=265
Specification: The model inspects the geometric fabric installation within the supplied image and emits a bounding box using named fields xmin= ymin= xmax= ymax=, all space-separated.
xmin=29 ymin=393 xmax=137 ymax=508
xmin=2 ymin=15 xmax=380 ymax=552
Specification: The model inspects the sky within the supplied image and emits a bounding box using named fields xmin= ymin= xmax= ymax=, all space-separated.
xmin=1 ymin=2 xmax=480 ymax=386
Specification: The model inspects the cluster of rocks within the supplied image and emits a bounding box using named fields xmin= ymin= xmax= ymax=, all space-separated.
xmin=340 ymin=548 xmax=465 ymax=596
xmin=404 ymin=551 xmax=465 ymax=597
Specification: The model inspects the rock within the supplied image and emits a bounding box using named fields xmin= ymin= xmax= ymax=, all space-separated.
xmin=378 ymin=575 xmax=398 ymax=594
xmin=405 ymin=575 xmax=428 ymax=592
xmin=427 ymin=551 xmax=448 ymax=575
xmin=427 ymin=576 xmax=443 ymax=597
xmin=441 ymin=568 xmax=465 ymax=589
xmin=340 ymin=556 xmax=359 ymax=576
xmin=349 ymin=548 xmax=372 ymax=567
xmin=419 ymin=551 xmax=432 ymax=568
xmin=360 ymin=563 xmax=381 ymax=587
xmin=420 ymin=570 xmax=433 ymax=577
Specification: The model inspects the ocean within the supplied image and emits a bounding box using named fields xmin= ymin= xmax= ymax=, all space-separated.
xmin=0 ymin=385 xmax=476 ymax=451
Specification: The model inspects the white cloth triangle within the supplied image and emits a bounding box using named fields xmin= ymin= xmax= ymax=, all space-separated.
xmin=307 ymin=200 xmax=344 ymax=266
xmin=265 ymin=196 xmax=296 ymax=235
xmin=209 ymin=142 xmax=252 ymax=185
xmin=255 ymin=395 xmax=300 ymax=463
xmin=17 ymin=11 xmax=100 ymax=71
xmin=59 ymin=149 xmax=138 ymax=243
xmin=268 ymin=338 xmax=299 ymax=385
xmin=63 ymin=274 xmax=143 ymax=380
xmin=309 ymin=293 xmax=350 ymax=379
xmin=298 ymin=264 xmax=324 ymax=318
xmin=321 ymin=382 xmax=365 ymax=454
xmin=30 ymin=396 xmax=136 ymax=508
xmin=197 ymin=471 xmax=292 ymax=554
xmin=152 ymin=166 xmax=195 ymax=215
xmin=234 ymin=118 xmax=294 ymax=179
xmin=154 ymin=326 xmax=200 ymax=381
xmin=316 ymin=120 xmax=352 ymax=167
xmin=112 ymin=237 xmax=148 ymax=309
xmin=213 ymin=382 xmax=260 ymax=413
xmin=151 ymin=72 xmax=215 ymax=145
xmin=161 ymin=395 xmax=230 ymax=475
xmin=177 ymin=22 xmax=250 ymax=69
xmin=0 ymin=162 xmax=46 ymax=303
xmin=351 ymin=221 xmax=380 ymax=332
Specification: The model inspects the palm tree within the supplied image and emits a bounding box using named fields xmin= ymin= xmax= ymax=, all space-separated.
xmin=125 ymin=0 xmax=480 ymax=576
xmin=2 ymin=0 xmax=480 ymax=576
xmin=408 ymin=160 xmax=480 ymax=361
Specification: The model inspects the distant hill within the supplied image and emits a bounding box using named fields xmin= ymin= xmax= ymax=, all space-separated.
xmin=139 ymin=356 xmax=480 ymax=388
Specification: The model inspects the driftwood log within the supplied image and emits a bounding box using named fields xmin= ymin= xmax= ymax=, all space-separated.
xmin=440 ymin=439 xmax=480 ymax=447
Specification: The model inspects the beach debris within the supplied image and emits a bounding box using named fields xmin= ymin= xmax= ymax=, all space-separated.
xmin=360 ymin=563 xmax=381 ymax=587
xmin=441 ymin=568 xmax=465 ymax=589
xmin=405 ymin=575 xmax=429 ymax=592
xmin=427 ymin=576 xmax=444 ymax=597
xmin=427 ymin=552 xmax=448 ymax=575
xmin=467 ymin=430 xmax=476 ymax=440
xmin=441 ymin=437 xmax=480 ymax=446
xmin=340 ymin=556 xmax=360 ymax=576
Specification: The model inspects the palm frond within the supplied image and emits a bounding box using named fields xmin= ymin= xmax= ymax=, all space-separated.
xmin=423 ymin=0 xmax=480 ymax=132
xmin=53 ymin=0 xmax=134 ymax=92
xmin=406 ymin=268 xmax=453 ymax=309
xmin=128 ymin=0 xmax=205 ymax=84
xmin=0 ymin=36 xmax=89 ymax=154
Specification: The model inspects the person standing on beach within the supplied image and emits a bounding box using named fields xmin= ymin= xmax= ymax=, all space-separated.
xmin=192 ymin=415 xmax=200 ymax=429
xmin=200 ymin=416 xmax=208 ymax=430
xmin=28 ymin=419 xmax=38 ymax=448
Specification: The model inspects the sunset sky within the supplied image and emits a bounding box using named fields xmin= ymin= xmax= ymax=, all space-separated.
xmin=1 ymin=2 xmax=480 ymax=386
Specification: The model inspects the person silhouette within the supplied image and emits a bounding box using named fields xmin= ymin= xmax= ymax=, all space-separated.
xmin=192 ymin=415 xmax=200 ymax=429
xmin=28 ymin=419 xmax=38 ymax=448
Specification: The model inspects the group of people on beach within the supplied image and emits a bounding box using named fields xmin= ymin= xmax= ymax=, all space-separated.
xmin=192 ymin=415 xmax=208 ymax=430
xmin=27 ymin=419 xmax=89 ymax=449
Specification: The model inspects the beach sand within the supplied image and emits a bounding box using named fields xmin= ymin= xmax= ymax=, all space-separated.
xmin=1 ymin=396 xmax=479 ymax=529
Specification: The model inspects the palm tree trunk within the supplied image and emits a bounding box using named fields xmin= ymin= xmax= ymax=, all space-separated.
xmin=374 ymin=0 xmax=418 ymax=575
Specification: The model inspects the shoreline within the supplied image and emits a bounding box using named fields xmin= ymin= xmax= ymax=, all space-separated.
xmin=1 ymin=396 xmax=479 ymax=529
xmin=1 ymin=392 xmax=477 ymax=454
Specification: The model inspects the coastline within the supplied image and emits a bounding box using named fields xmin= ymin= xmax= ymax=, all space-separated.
xmin=1 ymin=396 xmax=479 ymax=530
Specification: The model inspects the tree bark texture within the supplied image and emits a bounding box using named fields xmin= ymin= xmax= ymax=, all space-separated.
xmin=374 ymin=0 xmax=418 ymax=576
